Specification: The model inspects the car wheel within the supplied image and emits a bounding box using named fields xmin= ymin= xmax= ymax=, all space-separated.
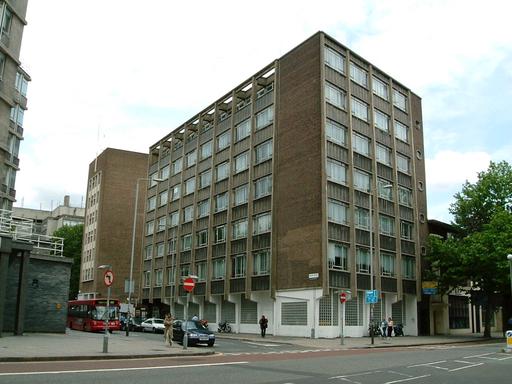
xmin=207 ymin=341 xmax=214 ymax=347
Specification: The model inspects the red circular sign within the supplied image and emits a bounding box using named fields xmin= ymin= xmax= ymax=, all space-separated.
xmin=339 ymin=292 xmax=347 ymax=304
xmin=183 ymin=277 xmax=195 ymax=292
xmin=104 ymin=270 xmax=114 ymax=287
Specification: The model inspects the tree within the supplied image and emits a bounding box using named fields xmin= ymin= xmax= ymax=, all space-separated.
xmin=427 ymin=161 xmax=512 ymax=337
xmin=450 ymin=161 xmax=512 ymax=236
xmin=53 ymin=224 xmax=84 ymax=300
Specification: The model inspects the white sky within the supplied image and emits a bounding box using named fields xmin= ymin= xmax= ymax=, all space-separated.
xmin=15 ymin=0 xmax=512 ymax=222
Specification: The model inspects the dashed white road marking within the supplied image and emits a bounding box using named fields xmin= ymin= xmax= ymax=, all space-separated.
xmin=407 ymin=360 xmax=447 ymax=369
xmin=330 ymin=370 xmax=430 ymax=384
xmin=245 ymin=341 xmax=283 ymax=347
xmin=464 ymin=352 xmax=512 ymax=361
xmin=449 ymin=361 xmax=484 ymax=371
xmin=0 ymin=361 xmax=249 ymax=377
xmin=384 ymin=374 xmax=431 ymax=384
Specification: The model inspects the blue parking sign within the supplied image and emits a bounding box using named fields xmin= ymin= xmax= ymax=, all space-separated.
xmin=365 ymin=290 xmax=379 ymax=304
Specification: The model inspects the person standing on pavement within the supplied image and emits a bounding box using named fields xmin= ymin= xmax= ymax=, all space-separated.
xmin=164 ymin=314 xmax=173 ymax=346
xmin=259 ymin=315 xmax=268 ymax=337
xmin=380 ymin=318 xmax=388 ymax=338
xmin=387 ymin=317 xmax=394 ymax=338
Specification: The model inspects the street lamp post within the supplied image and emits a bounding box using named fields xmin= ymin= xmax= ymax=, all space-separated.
xmin=97 ymin=264 xmax=112 ymax=353
xmin=126 ymin=177 xmax=164 ymax=336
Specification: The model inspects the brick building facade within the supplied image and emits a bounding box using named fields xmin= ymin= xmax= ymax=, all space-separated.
xmin=141 ymin=32 xmax=427 ymax=337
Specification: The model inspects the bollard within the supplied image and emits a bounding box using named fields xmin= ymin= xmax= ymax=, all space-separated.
xmin=504 ymin=330 xmax=512 ymax=353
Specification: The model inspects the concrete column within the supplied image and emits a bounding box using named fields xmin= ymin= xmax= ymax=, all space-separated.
xmin=0 ymin=235 xmax=13 ymax=338
xmin=14 ymin=251 xmax=30 ymax=335
xmin=0 ymin=252 xmax=9 ymax=337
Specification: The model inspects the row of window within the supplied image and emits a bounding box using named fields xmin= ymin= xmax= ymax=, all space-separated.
xmin=147 ymin=176 xmax=272 ymax=234
xmin=324 ymin=46 xmax=408 ymax=111
xmin=153 ymin=105 xmax=274 ymax=182
xmin=326 ymin=159 xmax=413 ymax=205
xmin=148 ymin=142 xmax=272 ymax=211
xmin=145 ymin=212 xmax=271 ymax=257
xmin=326 ymin=82 xmax=410 ymax=143
xmin=143 ymin=249 xmax=271 ymax=287
xmin=328 ymin=199 xmax=414 ymax=239
xmin=328 ymin=241 xmax=416 ymax=279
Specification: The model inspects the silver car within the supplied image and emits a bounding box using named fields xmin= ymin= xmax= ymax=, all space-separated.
xmin=141 ymin=318 xmax=165 ymax=333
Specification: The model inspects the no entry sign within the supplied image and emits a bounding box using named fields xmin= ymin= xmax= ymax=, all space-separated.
xmin=183 ymin=277 xmax=195 ymax=292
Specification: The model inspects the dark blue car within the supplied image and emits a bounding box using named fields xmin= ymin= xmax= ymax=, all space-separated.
xmin=172 ymin=320 xmax=215 ymax=347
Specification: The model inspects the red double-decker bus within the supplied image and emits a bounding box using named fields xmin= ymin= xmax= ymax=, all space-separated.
xmin=67 ymin=299 xmax=121 ymax=332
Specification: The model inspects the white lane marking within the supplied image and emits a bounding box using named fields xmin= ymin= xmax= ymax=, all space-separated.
xmin=0 ymin=361 xmax=248 ymax=377
xmin=245 ymin=341 xmax=282 ymax=347
xmin=407 ymin=360 xmax=447 ymax=368
xmin=330 ymin=371 xmax=383 ymax=381
xmin=384 ymin=374 xmax=431 ymax=384
xmin=463 ymin=352 xmax=494 ymax=359
xmin=464 ymin=352 xmax=512 ymax=361
xmin=449 ymin=361 xmax=484 ymax=372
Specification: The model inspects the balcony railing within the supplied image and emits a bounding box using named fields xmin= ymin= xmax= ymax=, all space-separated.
xmin=0 ymin=209 xmax=64 ymax=257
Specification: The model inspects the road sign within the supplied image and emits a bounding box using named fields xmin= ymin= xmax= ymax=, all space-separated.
xmin=183 ymin=277 xmax=195 ymax=292
xmin=104 ymin=270 xmax=114 ymax=287
xmin=365 ymin=290 xmax=379 ymax=304
xmin=339 ymin=292 xmax=347 ymax=304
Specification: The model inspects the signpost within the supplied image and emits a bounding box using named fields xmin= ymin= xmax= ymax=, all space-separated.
xmin=365 ymin=290 xmax=378 ymax=304
xmin=98 ymin=265 xmax=113 ymax=353
xmin=182 ymin=276 xmax=196 ymax=350
xmin=338 ymin=290 xmax=351 ymax=345
xmin=422 ymin=281 xmax=438 ymax=295
xmin=104 ymin=270 xmax=114 ymax=287
xmin=183 ymin=277 xmax=195 ymax=292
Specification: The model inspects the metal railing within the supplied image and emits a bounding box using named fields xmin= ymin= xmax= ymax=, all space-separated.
xmin=0 ymin=209 xmax=64 ymax=257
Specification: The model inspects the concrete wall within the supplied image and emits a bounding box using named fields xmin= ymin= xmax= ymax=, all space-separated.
xmin=2 ymin=254 xmax=71 ymax=333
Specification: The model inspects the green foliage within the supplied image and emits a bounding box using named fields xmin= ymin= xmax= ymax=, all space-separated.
xmin=428 ymin=161 xmax=512 ymax=337
xmin=462 ymin=211 xmax=512 ymax=293
xmin=54 ymin=224 xmax=84 ymax=300
xmin=425 ymin=235 xmax=466 ymax=295
xmin=450 ymin=161 xmax=512 ymax=235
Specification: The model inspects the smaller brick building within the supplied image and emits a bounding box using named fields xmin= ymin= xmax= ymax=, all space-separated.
xmin=79 ymin=148 xmax=149 ymax=305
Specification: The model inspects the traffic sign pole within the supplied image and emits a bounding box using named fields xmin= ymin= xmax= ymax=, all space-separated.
xmin=182 ymin=277 xmax=196 ymax=350
xmin=339 ymin=292 xmax=347 ymax=345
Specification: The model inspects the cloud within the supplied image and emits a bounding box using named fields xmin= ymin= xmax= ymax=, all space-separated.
xmin=426 ymin=150 xmax=491 ymax=190
xmin=14 ymin=0 xmax=512 ymax=212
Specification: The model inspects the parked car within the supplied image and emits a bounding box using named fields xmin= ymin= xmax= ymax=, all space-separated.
xmin=141 ymin=318 xmax=165 ymax=333
xmin=172 ymin=319 xmax=215 ymax=347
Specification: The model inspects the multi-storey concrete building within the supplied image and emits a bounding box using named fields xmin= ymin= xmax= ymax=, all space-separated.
xmin=0 ymin=1 xmax=29 ymax=211
xmin=13 ymin=195 xmax=85 ymax=236
xmin=79 ymin=148 xmax=148 ymax=303
xmin=142 ymin=32 xmax=427 ymax=337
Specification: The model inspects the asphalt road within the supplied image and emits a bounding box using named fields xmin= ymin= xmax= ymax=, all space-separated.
xmin=138 ymin=329 xmax=310 ymax=354
xmin=0 ymin=341 xmax=509 ymax=384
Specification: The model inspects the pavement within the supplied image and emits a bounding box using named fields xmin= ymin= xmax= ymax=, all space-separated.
xmin=0 ymin=329 xmax=505 ymax=362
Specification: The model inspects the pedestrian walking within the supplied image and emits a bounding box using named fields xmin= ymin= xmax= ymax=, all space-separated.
xmin=259 ymin=315 xmax=268 ymax=337
xmin=380 ymin=318 xmax=388 ymax=338
xmin=164 ymin=314 xmax=173 ymax=346
xmin=387 ymin=317 xmax=394 ymax=338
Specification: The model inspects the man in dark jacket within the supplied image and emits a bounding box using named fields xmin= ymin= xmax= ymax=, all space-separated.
xmin=259 ymin=315 xmax=268 ymax=337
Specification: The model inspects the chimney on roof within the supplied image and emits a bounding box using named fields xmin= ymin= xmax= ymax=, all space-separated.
xmin=64 ymin=195 xmax=70 ymax=207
